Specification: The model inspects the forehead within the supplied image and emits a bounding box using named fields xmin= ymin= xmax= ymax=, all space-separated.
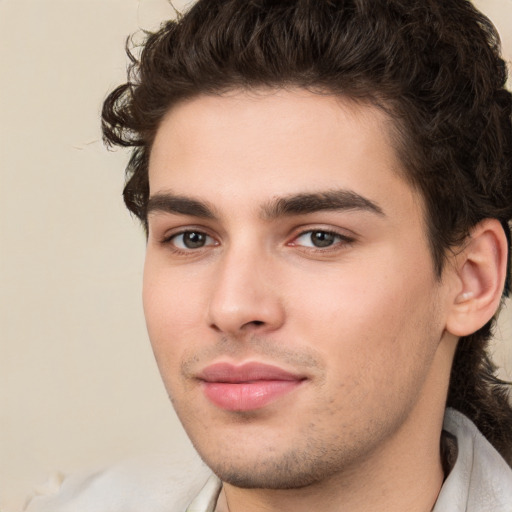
xmin=148 ymin=89 xmax=420 ymax=221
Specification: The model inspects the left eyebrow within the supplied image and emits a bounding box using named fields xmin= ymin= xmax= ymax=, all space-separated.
xmin=262 ymin=190 xmax=385 ymax=219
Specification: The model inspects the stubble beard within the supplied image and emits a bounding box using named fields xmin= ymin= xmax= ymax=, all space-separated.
xmin=170 ymin=333 xmax=432 ymax=491
xmin=182 ymin=408 xmax=395 ymax=491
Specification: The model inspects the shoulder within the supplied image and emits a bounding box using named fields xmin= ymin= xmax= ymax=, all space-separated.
xmin=434 ymin=408 xmax=512 ymax=512
xmin=24 ymin=451 xmax=213 ymax=512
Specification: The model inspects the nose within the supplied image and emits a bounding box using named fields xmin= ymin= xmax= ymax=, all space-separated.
xmin=207 ymin=247 xmax=285 ymax=336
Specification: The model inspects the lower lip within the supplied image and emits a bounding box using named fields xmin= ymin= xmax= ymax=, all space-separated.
xmin=202 ymin=380 xmax=302 ymax=411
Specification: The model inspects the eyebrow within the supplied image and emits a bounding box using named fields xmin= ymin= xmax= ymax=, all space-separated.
xmin=146 ymin=189 xmax=384 ymax=220
xmin=262 ymin=190 xmax=384 ymax=219
xmin=146 ymin=193 xmax=216 ymax=219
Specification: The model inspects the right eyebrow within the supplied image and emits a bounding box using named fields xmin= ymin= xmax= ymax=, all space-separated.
xmin=146 ymin=193 xmax=216 ymax=219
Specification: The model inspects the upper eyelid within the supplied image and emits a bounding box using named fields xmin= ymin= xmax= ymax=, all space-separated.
xmin=296 ymin=227 xmax=350 ymax=235
xmin=290 ymin=224 xmax=357 ymax=239
xmin=290 ymin=229 xmax=354 ymax=244
xmin=158 ymin=225 xmax=217 ymax=242
xmin=154 ymin=223 xmax=357 ymax=244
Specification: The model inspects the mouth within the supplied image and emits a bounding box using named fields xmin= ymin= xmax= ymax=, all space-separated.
xmin=197 ymin=362 xmax=306 ymax=411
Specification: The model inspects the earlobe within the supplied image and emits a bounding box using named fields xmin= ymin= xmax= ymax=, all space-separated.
xmin=446 ymin=219 xmax=508 ymax=337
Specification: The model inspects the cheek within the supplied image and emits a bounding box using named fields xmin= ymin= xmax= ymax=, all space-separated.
xmin=142 ymin=258 xmax=208 ymax=378
xmin=288 ymin=258 xmax=441 ymax=381
xmin=143 ymin=252 xmax=207 ymax=330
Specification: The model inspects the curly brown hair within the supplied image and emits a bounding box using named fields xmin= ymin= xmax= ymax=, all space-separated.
xmin=102 ymin=0 xmax=512 ymax=463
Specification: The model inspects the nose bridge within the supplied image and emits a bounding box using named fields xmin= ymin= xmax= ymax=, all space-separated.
xmin=207 ymin=237 xmax=284 ymax=335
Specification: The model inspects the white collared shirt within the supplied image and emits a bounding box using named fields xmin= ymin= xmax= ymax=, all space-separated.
xmin=25 ymin=409 xmax=512 ymax=512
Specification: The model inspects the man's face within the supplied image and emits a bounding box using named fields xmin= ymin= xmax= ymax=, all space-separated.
xmin=144 ymin=89 xmax=455 ymax=488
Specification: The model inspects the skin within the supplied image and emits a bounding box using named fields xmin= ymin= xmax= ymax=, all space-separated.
xmin=143 ymin=89 xmax=462 ymax=512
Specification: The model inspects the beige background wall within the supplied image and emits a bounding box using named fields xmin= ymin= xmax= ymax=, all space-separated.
xmin=0 ymin=1 xmax=511 ymax=511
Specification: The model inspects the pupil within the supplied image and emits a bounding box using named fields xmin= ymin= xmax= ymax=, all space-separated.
xmin=312 ymin=231 xmax=335 ymax=247
xmin=184 ymin=232 xmax=205 ymax=248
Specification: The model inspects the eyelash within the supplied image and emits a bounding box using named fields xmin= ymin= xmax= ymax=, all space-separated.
xmin=159 ymin=227 xmax=355 ymax=255
xmin=288 ymin=229 xmax=355 ymax=252
xmin=160 ymin=229 xmax=218 ymax=254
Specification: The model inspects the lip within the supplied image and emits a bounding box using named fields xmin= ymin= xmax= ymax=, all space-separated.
xmin=198 ymin=362 xmax=306 ymax=411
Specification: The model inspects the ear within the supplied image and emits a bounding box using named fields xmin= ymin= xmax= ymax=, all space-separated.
xmin=446 ymin=219 xmax=509 ymax=337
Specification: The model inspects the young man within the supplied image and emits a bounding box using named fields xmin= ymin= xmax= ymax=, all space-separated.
xmin=27 ymin=0 xmax=512 ymax=511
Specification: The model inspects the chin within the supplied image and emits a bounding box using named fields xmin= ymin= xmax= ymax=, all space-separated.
xmin=194 ymin=440 xmax=355 ymax=490
xmin=208 ymin=463 xmax=327 ymax=490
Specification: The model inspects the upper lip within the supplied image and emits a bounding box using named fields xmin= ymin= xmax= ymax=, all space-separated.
xmin=197 ymin=362 xmax=305 ymax=383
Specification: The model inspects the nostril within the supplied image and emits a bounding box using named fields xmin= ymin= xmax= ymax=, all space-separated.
xmin=246 ymin=320 xmax=265 ymax=328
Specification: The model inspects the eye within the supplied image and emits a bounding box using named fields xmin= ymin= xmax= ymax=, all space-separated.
xmin=292 ymin=230 xmax=350 ymax=248
xmin=169 ymin=230 xmax=216 ymax=250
